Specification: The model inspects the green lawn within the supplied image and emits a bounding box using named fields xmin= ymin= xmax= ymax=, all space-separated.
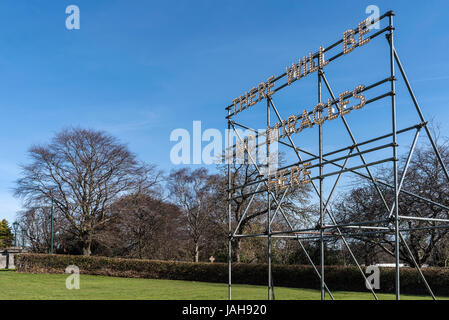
xmin=0 ymin=270 xmax=444 ymax=300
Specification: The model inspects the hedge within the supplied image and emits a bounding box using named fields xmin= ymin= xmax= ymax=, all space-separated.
xmin=14 ymin=253 xmax=449 ymax=296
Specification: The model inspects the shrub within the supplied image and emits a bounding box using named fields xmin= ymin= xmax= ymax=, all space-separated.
xmin=14 ymin=253 xmax=449 ymax=296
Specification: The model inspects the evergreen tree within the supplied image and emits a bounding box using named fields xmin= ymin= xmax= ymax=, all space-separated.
xmin=0 ymin=219 xmax=14 ymax=248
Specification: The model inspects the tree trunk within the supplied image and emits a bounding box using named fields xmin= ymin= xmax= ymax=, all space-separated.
xmin=82 ymin=234 xmax=92 ymax=256
xmin=233 ymin=219 xmax=245 ymax=262
xmin=82 ymin=243 xmax=91 ymax=256
xmin=194 ymin=243 xmax=199 ymax=262
xmin=234 ymin=238 xmax=241 ymax=263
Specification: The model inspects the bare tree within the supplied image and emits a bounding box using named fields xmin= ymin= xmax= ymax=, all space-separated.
xmin=334 ymin=137 xmax=449 ymax=266
xmin=167 ymin=168 xmax=218 ymax=262
xmin=17 ymin=206 xmax=61 ymax=253
xmin=99 ymin=193 xmax=186 ymax=260
xmin=223 ymin=160 xmax=313 ymax=262
xmin=15 ymin=128 xmax=161 ymax=256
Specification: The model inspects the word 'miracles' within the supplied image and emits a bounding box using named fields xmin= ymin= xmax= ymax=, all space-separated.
xmin=234 ymin=84 xmax=367 ymax=159
xmin=269 ymin=84 xmax=366 ymax=140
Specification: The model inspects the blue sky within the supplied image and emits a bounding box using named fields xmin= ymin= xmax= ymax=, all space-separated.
xmin=0 ymin=0 xmax=448 ymax=223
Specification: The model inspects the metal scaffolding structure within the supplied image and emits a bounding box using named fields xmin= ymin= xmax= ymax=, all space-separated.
xmin=225 ymin=11 xmax=449 ymax=300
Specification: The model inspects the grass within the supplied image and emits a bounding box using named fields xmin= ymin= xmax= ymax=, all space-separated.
xmin=0 ymin=270 xmax=445 ymax=300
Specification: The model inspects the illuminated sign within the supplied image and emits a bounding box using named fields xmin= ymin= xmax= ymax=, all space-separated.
xmin=229 ymin=18 xmax=372 ymax=117
xmin=269 ymin=84 xmax=366 ymax=139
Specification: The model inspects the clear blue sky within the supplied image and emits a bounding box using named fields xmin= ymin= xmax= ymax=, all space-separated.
xmin=0 ymin=0 xmax=448 ymax=223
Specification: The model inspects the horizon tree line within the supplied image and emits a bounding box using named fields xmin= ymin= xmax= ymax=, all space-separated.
xmin=8 ymin=127 xmax=449 ymax=267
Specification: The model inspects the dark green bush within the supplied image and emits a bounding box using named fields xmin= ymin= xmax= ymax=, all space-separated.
xmin=14 ymin=253 xmax=449 ymax=296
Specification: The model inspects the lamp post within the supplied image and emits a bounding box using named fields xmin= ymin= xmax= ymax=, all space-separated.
xmin=50 ymin=198 xmax=55 ymax=254
xmin=21 ymin=228 xmax=25 ymax=249
xmin=12 ymin=221 xmax=19 ymax=247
